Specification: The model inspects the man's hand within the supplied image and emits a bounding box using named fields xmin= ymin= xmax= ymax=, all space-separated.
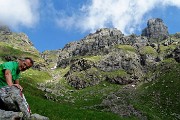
xmin=4 ymin=70 xmax=23 ymax=91
xmin=13 ymin=84 xmax=23 ymax=91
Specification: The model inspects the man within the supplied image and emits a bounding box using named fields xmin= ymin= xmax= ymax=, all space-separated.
xmin=0 ymin=57 xmax=33 ymax=119
xmin=0 ymin=57 xmax=34 ymax=90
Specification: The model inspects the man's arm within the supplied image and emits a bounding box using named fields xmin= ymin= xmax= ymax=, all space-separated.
xmin=4 ymin=69 xmax=13 ymax=86
xmin=5 ymin=69 xmax=23 ymax=91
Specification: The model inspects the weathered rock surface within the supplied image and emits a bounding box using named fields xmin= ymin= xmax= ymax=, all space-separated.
xmin=0 ymin=109 xmax=23 ymax=120
xmin=142 ymin=18 xmax=169 ymax=41
xmin=0 ymin=86 xmax=49 ymax=120
xmin=65 ymin=59 xmax=104 ymax=89
xmin=55 ymin=18 xmax=180 ymax=89
xmin=167 ymin=46 xmax=180 ymax=63
xmin=0 ymin=25 xmax=11 ymax=34
xmin=57 ymin=28 xmax=129 ymax=67
xmin=174 ymin=32 xmax=180 ymax=39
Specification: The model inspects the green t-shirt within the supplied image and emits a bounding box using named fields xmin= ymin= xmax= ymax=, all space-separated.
xmin=0 ymin=61 xmax=20 ymax=88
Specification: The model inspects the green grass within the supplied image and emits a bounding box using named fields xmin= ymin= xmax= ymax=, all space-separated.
xmin=84 ymin=55 xmax=102 ymax=62
xmin=0 ymin=42 xmax=43 ymax=63
xmin=67 ymin=81 xmax=122 ymax=107
xmin=159 ymin=45 xmax=177 ymax=54
xmin=132 ymin=62 xmax=180 ymax=120
xmin=26 ymin=93 xmax=124 ymax=120
xmin=140 ymin=46 xmax=157 ymax=56
xmin=21 ymin=72 xmax=126 ymax=120
xmin=20 ymin=69 xmax=51 ymax=84
xmin=116 ymin=45 xmax=136 ymax=52
xmin=55 ymin=66 xmax=70 ymax=77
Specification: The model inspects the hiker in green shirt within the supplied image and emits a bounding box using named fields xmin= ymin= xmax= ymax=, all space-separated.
xmin=0 ymin=57 xmax=34 ymax=90
xmin=0 ymin=58 xmax=49 ymax=119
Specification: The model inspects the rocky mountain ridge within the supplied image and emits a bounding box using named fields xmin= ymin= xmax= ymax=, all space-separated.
xmin=39 ymin=18 xmax=180 ymax=91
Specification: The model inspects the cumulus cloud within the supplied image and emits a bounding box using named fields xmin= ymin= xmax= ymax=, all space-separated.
xmin=0 ymin=0 xmax=40 ymax=29
xmin=56 ymin=0 xmax=180 ymax=34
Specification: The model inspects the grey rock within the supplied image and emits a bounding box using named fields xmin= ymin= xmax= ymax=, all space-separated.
xmin=65 ymin=59 xmax=103 ymax=89
xmin=0 ymin=86 xmax=31 ymax=118
xmin=174 ymin=32 xmax=180 ymax=39
xmin=57 ymin=28 xmax=129 ymax=67
xmin=0 ymin=109 xmax=23 ymax=120
xmin=28 ymin=113 xmax=49 ymax=120
xmin=142 ymin=18 xmax=169 ymax=41
xmin=97 ymin=49 xmax=142 ymax=75
xmin=0 ymin=25 xmax=11 ymax=34
xmin=0 ymin=86 xmax=49 ymax=120
xmin=167 ymin=46 xmax=180 ymax=63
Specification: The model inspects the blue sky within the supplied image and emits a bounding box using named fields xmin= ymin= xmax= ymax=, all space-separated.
xmin=0 ymin=0 xmax=180 ymax=52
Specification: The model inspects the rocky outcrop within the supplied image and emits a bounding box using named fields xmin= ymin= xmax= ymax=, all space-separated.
xmin=41 ymin=50 xmax=60 ymax=69
xmin=0 ymin=25 xmax=11 ymax=34
xmin=173 ymin=46 xmax=180 ymax=62
xmin=64 ymin=48 xmax=143 ymax=89
xmin=97 ymin=49 xmax=141 ymax=73
xmin=0 ymin=30 xmax=39 ymax=55
xmin=65 ymin=59 xmax=104 ymax=89
xmin=97 ymin=49 xmax=143 ymax=83
xmin=167 ymin=46 xmax=180 ymax=63
xmin=55 ymin=18 xmax=179 ymax=89
xmin=142 ymin=18 xmax=169 ymax=41
xmin=57 ymin=29 xmax=144 ymax=68
xmin=174 ymin=32 xmax=180 ymax=39
xmin=57 ymin=28 xmax=129 ymax=66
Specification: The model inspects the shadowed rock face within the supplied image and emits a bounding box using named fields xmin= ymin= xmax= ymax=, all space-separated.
xmin=168 ymin=46 xmax=180 ymax=63
xmin=142 ymin=18 xmax=169 ymax=41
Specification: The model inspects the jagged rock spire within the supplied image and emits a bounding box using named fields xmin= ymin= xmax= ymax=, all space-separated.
xmin=142 ymin=18 xmax=169 ymax=41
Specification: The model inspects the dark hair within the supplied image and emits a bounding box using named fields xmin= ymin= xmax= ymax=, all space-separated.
xmin=24 ymin=57 xmax=34 ymax=65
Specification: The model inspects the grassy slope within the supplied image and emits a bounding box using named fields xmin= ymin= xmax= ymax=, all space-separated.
xmin=133 ymin=61 xmax=180 ymax=120
xmin=19 ymin=62 xmax=126 ymax=119
xmin=21 ymin=77 xmax=127 ymax=120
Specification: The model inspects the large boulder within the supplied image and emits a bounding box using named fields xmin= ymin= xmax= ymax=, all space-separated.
xmin=0 ymin=86 xmax=49 ymax=120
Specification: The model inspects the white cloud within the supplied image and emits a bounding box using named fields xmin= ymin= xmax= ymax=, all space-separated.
xmin=0 ymin=0 xmax=40 ymax=29
xmin=56 ymin=0 xmax=180 ymax=34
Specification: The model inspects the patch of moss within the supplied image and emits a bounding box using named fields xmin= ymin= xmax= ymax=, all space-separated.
xmin=116 ymin=45 xmax=136 ymax=52
xmin=84 ymin=55 xmax=102 ymax=62
xmin=140 ymin=46 xmax=157 ymax=56
xmin=103 ymin=69 xmax=128 ymax=79
xmin=159 ymin=45 xmax=177 ymax=54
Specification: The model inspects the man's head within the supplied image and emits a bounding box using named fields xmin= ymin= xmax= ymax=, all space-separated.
xmin=19 ymin=57 xmax=34 ymax=71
